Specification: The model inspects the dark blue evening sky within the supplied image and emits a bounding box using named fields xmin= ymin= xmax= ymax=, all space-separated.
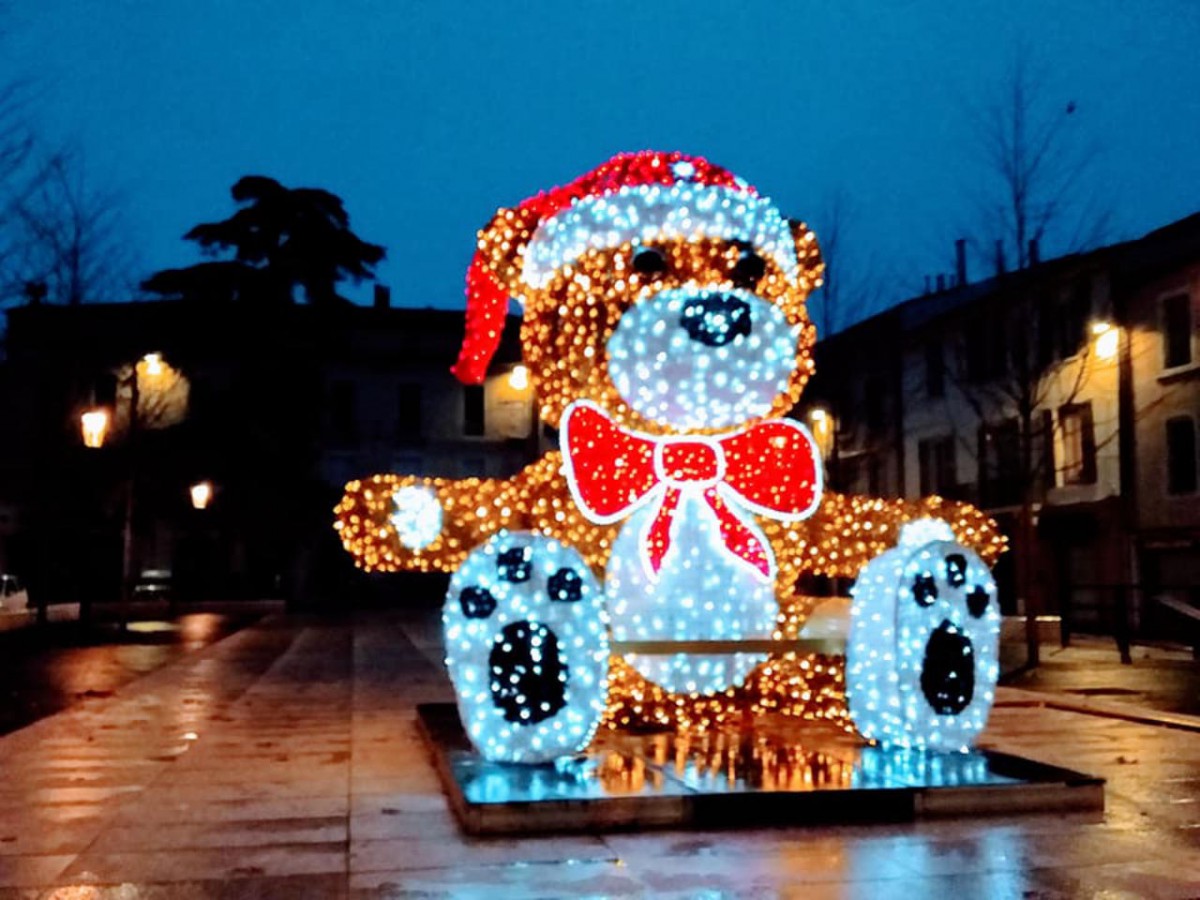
xmin=4 ymin=1 xmax=1199 ymax=328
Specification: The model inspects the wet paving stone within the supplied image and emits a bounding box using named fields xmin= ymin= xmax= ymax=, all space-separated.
xmin=0 ymin=609 xmax=1188 ymax=897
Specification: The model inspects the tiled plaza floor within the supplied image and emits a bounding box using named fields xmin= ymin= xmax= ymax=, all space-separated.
xmin=0 ymin=610 xmax=1196 ymax=899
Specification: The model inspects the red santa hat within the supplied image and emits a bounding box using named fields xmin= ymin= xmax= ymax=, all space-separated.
xmin=451 ymin=150 xmax=800 ymax=384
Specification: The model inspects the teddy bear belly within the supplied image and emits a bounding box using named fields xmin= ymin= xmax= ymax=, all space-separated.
xmin=604 ymin=494 xmax=777 ymax=694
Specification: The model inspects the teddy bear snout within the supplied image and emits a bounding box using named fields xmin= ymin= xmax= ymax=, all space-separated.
xmin=679 ymin=294 xmax=752 ymax=347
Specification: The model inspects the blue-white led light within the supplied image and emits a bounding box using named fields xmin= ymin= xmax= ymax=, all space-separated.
xmin=606 ymin=494 xmax=776 ymax=694
xmin=444 ymin=531 xmax=609 ymax=763
xmin=605 ymin=285 xmax=800 ymax=430
xmin=846 ymin=519 xmax=1000 ymax=751
xmin=521 ymin=183 xmax=800 ymax=289
xmin=390 ymin=485 xmax=442 ymax=550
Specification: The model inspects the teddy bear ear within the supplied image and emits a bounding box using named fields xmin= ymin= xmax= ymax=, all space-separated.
xmin=788 ymin=219 xmax=825 ymax=293
xmin=475 ymin=203 xmax=545 ymax=303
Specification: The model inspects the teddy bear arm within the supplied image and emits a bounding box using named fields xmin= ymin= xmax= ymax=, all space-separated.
xmin=771 ymin=491 xmax=1006 ymax=579
xmin=334 ymin=472 xmax=529 ymax=573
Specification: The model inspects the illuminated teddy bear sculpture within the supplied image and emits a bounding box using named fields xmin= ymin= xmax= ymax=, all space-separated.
xmin=336 ymin=151 xmax=1006 ymax=762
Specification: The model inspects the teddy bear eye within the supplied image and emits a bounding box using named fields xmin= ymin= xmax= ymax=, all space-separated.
xmin=731 ymin=249 xmax=766 ymax=288
xmin=632 ymin=246 xmax=668 ymax=276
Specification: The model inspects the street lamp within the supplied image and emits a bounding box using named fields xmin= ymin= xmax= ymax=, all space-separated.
xmin=807 ymin=406 xmax=835 ymax=460
xmin=1091 ymin=321 xmax=1118 ymax=361
xmin=80 ymin=408 xmax=111 ymax=449
xmin=508 ymin=364 xmax=530 ymax=391
xmin=79 ymin=351 xmax=183 ymax=627
xmin=189 ymin=481 xmax=213 ymax=510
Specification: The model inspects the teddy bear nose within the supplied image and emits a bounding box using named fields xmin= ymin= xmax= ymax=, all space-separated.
xmin=678 ymin=294 xmax=752 ymax=347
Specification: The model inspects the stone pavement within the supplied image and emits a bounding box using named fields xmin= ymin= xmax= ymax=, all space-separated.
xmin=0 ymin=610 xmax=1196 ymax=899
xmin=1002 ymin=637 xmax=1200 ymax=719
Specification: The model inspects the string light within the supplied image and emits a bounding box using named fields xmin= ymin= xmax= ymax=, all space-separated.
xmin=333 ymin=151 xmax=1008 ymax=762
xmin=389 ymin=484 xmax=442 ymax=550
xmin=444 ymin=531 xmax=609 ymax=763
xmin=846 ymin=519 xmax=1000 ymax=751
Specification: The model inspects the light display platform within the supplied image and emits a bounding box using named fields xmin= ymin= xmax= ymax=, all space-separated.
xmin=417 ymin=703 xmax=1104 ymax=836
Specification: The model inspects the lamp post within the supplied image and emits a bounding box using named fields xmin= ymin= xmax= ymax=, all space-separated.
xmin=79 ymin=352 xmax=171 ymax=628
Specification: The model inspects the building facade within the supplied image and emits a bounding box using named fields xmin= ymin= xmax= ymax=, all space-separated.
xmin=0 ymin=295 xmax=538 ymax=606
xmin=802 ymin=215 xmax=1200 ymax=635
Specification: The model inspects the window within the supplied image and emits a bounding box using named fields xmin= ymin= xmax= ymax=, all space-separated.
xmin=1166 ymin=417 xmax=1197 ymax=495
xmin=965 ymin=318 xmax=988 ymax=382
xmin=330 ymin=380 xmax=357 ymax=445
xmin=1163 ymin=293 xmax=1192 ymax=369
xmin=924 ymin=341 xmax=944 ymax=398
xmin=1058 ymin=402 xmax=1096 ymax=485
xmin=978 ymin=419 xmax=1021 ymax=507
xmin=396 ymin=383 xmax=422 ymax=442
xmin=965 ymin=312 xmax=1007 ymax=381
xmin=918 ymin=436 xmax=957 ymax=496
xmin=463 ymin=385 xmax=485 ymax=436
xmin=841 ymin=453 xmax=881 ymax=495
xmin=864 ymin=375 xmax=885 ymax=433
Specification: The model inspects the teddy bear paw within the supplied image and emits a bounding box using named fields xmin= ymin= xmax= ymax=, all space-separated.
xmin=389 ymin=484 xmax=443 ymax=550
xmin=443 ymin=531 xmax=610 ymax=763
xmin=846 ymin=519 xmax=1000 ymax=752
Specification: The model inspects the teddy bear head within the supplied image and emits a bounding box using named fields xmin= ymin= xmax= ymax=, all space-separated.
xmin=451 ymin=151 xmax=824 ymax=436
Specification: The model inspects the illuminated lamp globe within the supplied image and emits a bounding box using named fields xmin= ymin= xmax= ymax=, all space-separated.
xmin=81 ymin=408 xmax=111 ymax=449
xmin=189 ymin=481 xmax=214 ymax=510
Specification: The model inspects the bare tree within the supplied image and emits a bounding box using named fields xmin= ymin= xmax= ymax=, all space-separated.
xmin=961 ymin=49 xmax=1111 ymax=275
xmin=5 ymin=148 xmax=138 ymax=306
xmin=808 ymin=189 xmax=887 ymax=336
xmin=922 ymin=52 xmax=1117 ymax=667
xmin=931 ymin=270 xmax=1114 ymax=668
xmin=0 ymin=79 xmax=44 ymax=299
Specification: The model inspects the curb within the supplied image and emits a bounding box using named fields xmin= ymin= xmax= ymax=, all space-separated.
xmin=996 ymin=687 xmax=1200 ymax=733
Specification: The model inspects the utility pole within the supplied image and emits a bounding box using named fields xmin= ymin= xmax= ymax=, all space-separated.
xmin=119 ymin=367 xmax=139 ymax=631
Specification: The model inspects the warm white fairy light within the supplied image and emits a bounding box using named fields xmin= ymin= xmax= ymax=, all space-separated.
xmin=333 ymin=152 xmax=1007 ymax=759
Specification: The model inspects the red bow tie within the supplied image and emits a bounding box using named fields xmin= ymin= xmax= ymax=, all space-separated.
xmin=561 ymin=401 xmax=822 ymax=581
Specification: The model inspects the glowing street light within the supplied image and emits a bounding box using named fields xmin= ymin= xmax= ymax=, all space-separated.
xmin=141 ymin=352 xmax=165 ymax=377
xmin=81 ymin=350 xmax=185 ymax=629
xmin=1091 ymin=321 xmax=1118 ymax=361
xmin=807 ymin=406 xmax=835 ymax=459
xmin=80 ymin=408 xmax=111 ymax=449
xmin=508 ymin=364 xmax=530 ymax=391
xmin=189 ymin=481 xmax=213 ymax=510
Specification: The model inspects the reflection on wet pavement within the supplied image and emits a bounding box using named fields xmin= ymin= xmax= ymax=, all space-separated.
xmin=0 ymin=608 xmax=1191 ymax=898
xmin=442 ymin=710 xmax=1089 ymax=837
xmin=0 ymin=612 xmax=263 ymax=736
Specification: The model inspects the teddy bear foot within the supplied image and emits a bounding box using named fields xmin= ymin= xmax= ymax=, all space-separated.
xmin=442 ymin=530 xmax=610 ymax=763
xmin=846 ymin=519 xmax=1000 ymax=752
